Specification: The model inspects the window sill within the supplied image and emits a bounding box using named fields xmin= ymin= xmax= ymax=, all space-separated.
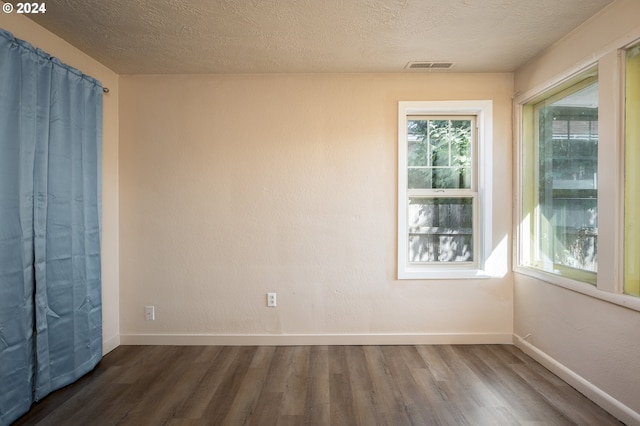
xmin=398 ymin=268 xmax=493 ymax=280
xmin=514 ymin=266 xmax=640 ymax=313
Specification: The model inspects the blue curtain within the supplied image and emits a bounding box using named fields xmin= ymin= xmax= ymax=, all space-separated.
xmin=0 ymin=29 xmax=103 ymax=425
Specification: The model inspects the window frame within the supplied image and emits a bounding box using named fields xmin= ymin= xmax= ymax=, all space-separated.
xmin=624 ymin=43 xmax=640 ymax=297
xmin=519 ymin=71 xmax=599 ymax=285
xmin=514 ymin=47 xmax=640 ymax=313
xmin=398 ymin=101 xmax=493 ymax=280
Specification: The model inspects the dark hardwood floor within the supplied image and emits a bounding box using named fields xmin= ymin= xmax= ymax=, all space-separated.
xmin=14 ymin=344 xmax=622 ymax=425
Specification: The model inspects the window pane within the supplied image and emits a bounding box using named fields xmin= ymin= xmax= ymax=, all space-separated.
xmin=407 ymin=120 xmax=428 ymax=167
xmin=625 ymin=45 xmax=640 ymax=297
xmin=429 ymin=120 xmax=453 ymax=167
xmin=407 ymin=118 xmax=472 ymax=189
xmin=408 ymin=168 xmax=431 ymax=188
xmin=533 ymin=79 xmax=598 ymax=278
xmin=408 ymin=197 xmax=473 ymax=262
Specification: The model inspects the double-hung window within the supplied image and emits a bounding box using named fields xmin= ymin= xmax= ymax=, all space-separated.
xmin=398 ymin=101 xmax=493 ymax=279
xmin=518 ymin=69 xmax=599 ymax=284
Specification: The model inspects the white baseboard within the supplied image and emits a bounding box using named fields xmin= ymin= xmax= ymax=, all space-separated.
xmin=513 ymin=334 xmax=640 ymax=426
xmin=119 ymin=332 xmax=512 ymax=347
xmin=102 ymin=334 xmax=120 ymax=355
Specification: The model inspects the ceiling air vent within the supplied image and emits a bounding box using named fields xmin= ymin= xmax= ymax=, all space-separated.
xmin=405 ymin=61 xmax=454 ymax=70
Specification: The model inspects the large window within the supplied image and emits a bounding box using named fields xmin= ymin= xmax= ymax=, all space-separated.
xmin=519 ymin=69 xmax=598 ymax=284
xmin=398 ymin=101 xmax=492 ymax=279
xmin=625 ymin=45 xmax=640 ymax=297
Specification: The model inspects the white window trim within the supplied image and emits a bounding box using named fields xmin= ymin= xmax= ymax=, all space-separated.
xmin=398 ymin=100 xmax=493 ymax=280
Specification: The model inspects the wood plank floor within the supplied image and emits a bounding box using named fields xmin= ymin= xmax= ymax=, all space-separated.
xmin=14 ymin=344 xmax=622 ymax=426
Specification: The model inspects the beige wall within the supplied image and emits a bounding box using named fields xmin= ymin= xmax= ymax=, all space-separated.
xmin=0 ymin=9 xmax=120 ymax=353
xmin=513 ymin=0 xmax=640 ymax=422
xmin=119 ymin=73 xmax=514 ymax=344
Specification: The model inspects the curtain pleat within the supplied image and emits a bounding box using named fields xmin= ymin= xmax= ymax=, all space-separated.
xmin=0 ymin=31 xmax=37 ymax=426
xmin=0 ymin=28 xmax=103 ymax=425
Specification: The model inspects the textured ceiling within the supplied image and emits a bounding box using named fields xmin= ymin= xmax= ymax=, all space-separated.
xmin=22 ymin=0 xmax=613 ymax=74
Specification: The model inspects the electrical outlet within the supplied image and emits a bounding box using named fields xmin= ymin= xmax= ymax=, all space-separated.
xmin=145 ymin=305 xmax=155 ymax=321
xmin=267 ymin=293 xmax=277 ymax=307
